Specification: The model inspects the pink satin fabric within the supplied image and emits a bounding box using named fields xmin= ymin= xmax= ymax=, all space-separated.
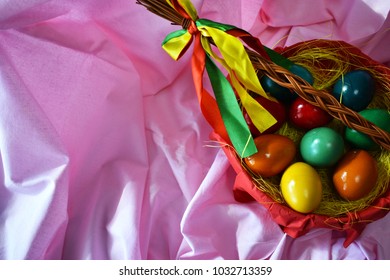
xmin=0 ymin=0 xmax=389 ymax=260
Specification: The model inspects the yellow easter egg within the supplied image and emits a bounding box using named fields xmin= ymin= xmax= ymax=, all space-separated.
xmin=280 ymin=162 xmax=322 ymax=213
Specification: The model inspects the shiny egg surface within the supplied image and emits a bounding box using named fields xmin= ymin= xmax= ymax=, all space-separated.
xmin=332 ymin=70 xmax=375 ymax=111
xmin=333 ymin=149 xmax=378 ymax=201
xmin=345 ymin=108 xmax=390 ymax=150
xmin=244 ymin=134 xmax=296 ymax=178
xmin=300 ymin=127 xmax=345 ymax=167
xmin=281 ymin=162 xmax=322 ymax=213
xmin=289 ymin=97 xmax=332 ymax=130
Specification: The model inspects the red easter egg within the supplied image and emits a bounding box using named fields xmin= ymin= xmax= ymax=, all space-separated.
xmin=243 ymin=95 xmax=287 ymax=136
xmin=289 ymin=97 xmax=332 ymax=130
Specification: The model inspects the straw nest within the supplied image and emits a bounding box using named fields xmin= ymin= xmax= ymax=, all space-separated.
xmin=244 ymin=40 xmax=390 ymax=216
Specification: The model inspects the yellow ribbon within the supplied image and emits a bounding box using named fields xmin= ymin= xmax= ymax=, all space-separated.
xmin=199 ymin=26 xmax=277 ymax=131
xmin=162 ymin=30 xmax=192 ymax=60
xmin=163 ymin=0 xmax=277 ymax=134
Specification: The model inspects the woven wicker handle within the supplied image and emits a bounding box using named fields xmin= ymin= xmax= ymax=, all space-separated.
xmin=249 ymin=50 xmax=390 ymax=150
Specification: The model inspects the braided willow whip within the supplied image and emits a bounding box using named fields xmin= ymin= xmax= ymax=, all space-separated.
xmin=137 ymin=0 xmax=390 ymax=150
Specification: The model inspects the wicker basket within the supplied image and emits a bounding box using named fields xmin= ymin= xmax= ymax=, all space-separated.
xmin=137 ymin=0 xmax=390 ymax=247
xmin=214 ymin=39 xmax=390 ymax=247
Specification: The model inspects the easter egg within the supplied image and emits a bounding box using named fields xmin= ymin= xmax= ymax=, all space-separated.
xmin=289 ymin=97 xmax=332 ymax=130
xmin=300 ymin=127 xmax=344 ymax=167
xmin=289 ymin=64 xmax=314 ymax=85
xmin=345 ymin=108 xmax=390 ymax=150
xmin=243 ymin=95 xmax=287 ymax=137
xmin=244 ymin=134 xmax=296 ymax=178
xmin=332 ymin=70 xmax=375 ymax=111
xmin=333 ymin=150 xmax=378 ymax=201
xmin=260 ymin=64 xmax=314 ymax=103
xmin=281 ymin=162 xmax=322 ymax=213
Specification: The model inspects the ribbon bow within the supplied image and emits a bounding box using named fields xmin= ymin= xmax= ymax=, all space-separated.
xmin=162 ymin=0 xmax=278 ymax=158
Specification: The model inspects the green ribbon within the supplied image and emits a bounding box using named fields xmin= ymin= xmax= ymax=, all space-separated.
xmin=197 ymin=18 xmax=236 ymax=31
xmin=263 ymin=46 xmax=294 ymax=69
xmin=205 ymin=55 xmax=257 ymax=158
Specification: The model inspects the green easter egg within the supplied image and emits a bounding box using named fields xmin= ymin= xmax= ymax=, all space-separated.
xmin=300 ymin=127 xmax=345 ymax=167
xmin=345 ymin=108 xmax=390 ymax=150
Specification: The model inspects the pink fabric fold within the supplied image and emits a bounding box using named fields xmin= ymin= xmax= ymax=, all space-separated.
xmin=0 ymin=0 xmax=389 ymax=260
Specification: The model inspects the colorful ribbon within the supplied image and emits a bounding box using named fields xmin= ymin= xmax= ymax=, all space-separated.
xmin=162 ymin=0 xmax=278 ymax=158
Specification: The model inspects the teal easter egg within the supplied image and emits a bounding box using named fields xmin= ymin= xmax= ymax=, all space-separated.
xmin=332 ymin=70 xmax=375 ymax=111
xmin=300 ymin=127 xmax=345 ymax=167
xmin=289 ymin=64 xmax=314 ymax=85
xmin=260 ymin=64 xmax=313 ymax=103
xmin=345 ymin=108 xmax=390 ymax=150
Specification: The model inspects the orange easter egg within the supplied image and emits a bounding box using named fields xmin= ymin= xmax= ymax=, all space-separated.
xmin=332 ymin=150 xmax=378 ymax=201
xmin=244 ymin=134 xmax=296 ymax=178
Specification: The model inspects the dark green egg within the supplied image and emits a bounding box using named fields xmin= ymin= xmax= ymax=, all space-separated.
xmin=345 ymin=108 xmax=390 ymax=150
